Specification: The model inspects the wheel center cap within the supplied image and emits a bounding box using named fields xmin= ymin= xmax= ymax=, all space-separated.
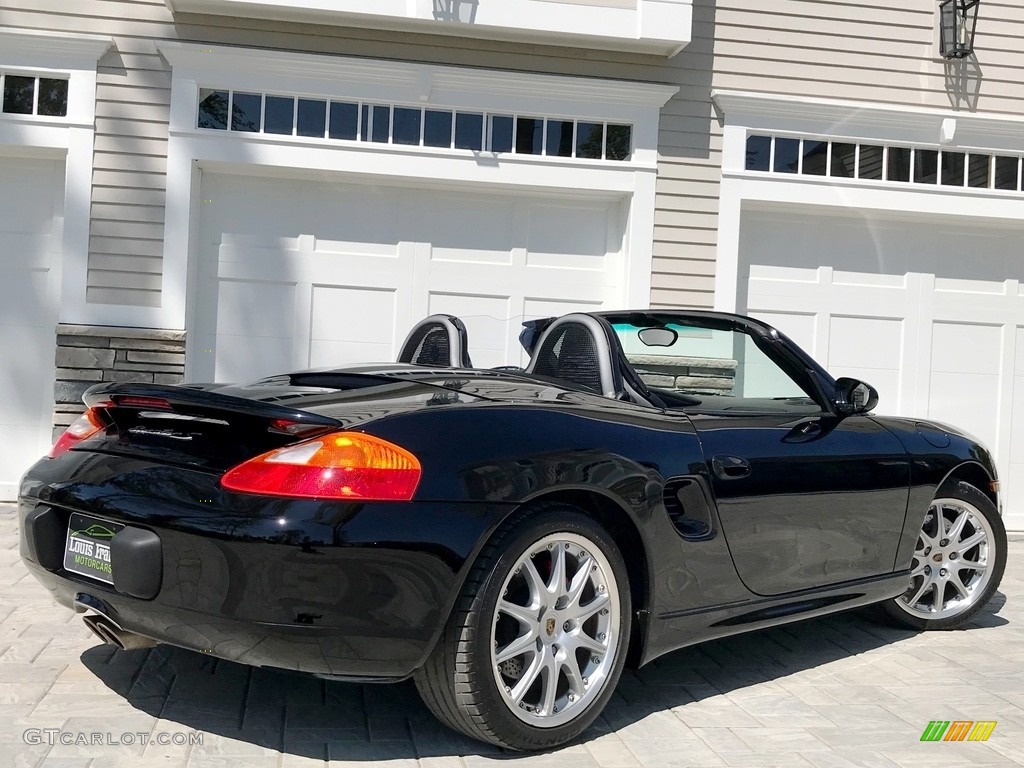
xmin=932 ymin=553 xmax=944 ymax=563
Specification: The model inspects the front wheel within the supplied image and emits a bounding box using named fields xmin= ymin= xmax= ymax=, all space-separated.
xmin=414 ymin=504 xmax=632 ymax=751
xmin=882 ymin=481 xmax=1006 ymax=630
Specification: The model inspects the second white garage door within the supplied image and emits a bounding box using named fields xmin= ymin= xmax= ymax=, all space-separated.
xmin=190 ymin=172 xmax=628 ymax=382
xmin=739 ymin=207 xmax=1024 ymax=531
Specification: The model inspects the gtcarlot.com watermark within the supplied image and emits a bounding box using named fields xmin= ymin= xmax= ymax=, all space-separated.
xmin=23 ymin=729 xmax=203 ymax=747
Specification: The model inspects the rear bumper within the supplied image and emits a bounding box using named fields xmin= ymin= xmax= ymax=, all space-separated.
xmin=19 ymin=451 xmax=511 ymax=680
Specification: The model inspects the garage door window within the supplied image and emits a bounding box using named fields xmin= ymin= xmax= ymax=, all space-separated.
xmin=1 ymin=73 xmax=69 ymax=117
xmin=745 ymin=133 xmax=1023 ymax=192
xmin=196 ymin=87 xmax=632 ymax=160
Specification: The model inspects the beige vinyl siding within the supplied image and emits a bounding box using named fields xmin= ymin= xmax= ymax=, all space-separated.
xmin=4 ymin=1 xmax=1024 ymax=311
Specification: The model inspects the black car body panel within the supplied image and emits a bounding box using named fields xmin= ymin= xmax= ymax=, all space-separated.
xmin=18 ymin=311 xmax=1000 ymax=681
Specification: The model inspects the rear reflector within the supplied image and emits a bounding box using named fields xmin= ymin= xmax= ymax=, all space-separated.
xmin=221 ymin=432 xmax=421 ymax=501
xmin=48 ymin=409 xmax=106 ymax=458
xmin=113 ymin=395 xmax=172 ymax=410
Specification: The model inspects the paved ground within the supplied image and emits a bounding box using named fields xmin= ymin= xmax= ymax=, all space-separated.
xmin=1 ymin=505 xmax=1022 ymax=768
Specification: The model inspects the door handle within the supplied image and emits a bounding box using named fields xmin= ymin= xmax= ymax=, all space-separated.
xmin=712 ymin=455 xmax=751 ymax=480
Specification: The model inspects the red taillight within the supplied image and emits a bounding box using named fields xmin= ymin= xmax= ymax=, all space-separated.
xmin=113 ymin=395 xmax=172 ymax=410
xmin=220 ymin=432 xmax=422 ymax=501
xmin=48 ymin=409 xmax=106 ymax=458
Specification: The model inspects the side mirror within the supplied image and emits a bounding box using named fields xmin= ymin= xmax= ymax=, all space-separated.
xmin=834 ymin=377 xmax=879 ymax=415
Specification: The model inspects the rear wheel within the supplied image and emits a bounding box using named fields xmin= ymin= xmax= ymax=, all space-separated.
xmin=882 ymin=481 xmax=1006 ymax=630
xmin=414 ymin=504 xmax=631 ymax=751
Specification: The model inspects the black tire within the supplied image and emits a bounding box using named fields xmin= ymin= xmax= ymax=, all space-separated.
xmin=414 ymin=503 xmax=632 ymax=751
xmin=880 ymin=480 xmax=1006 ymax=630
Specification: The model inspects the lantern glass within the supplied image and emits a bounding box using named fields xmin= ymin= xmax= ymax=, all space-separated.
xmin=939 ymin=0 xmax=980 ymax=59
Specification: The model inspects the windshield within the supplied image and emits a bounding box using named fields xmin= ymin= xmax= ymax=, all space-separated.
xmin=610 ymin=320 xmax=820 ymax=413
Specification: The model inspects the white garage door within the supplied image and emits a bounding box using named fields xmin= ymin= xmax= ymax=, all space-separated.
xmin=739 ymin=207 xmax=1024 ymax=530
xmin=191 ymin=172 xmax=627 ymax=382
xmin=0 ymin=157 xmax=63 ymax=499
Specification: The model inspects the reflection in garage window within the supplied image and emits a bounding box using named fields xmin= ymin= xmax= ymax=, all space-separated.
xmin=606 ymin=124 xmax=632 ymax=161
xmin=801 ymin=140 xmax=828 ymax=176
xmin=887 ymin=147 xmax=910 ymax=182
xmin=371 ymin=105 xmax=390 ymax=143
xmin=577 ymin=122 xmax=604 ymax=159
xmin=231 ymin=92 xmax=262 ymax=132
xmin=858 ymin=145 xmax=883 ymax=180
xmin=994 ymin=156 xmax=1020 ymax=191
xmin=328 ymin=102 xmax=358 ymax=140
xmin=773 ymin=137 xmax=799 ymax=173
xmin=192 ymin=89 xmax=636 ymax=164
xmin=546 ymin=120 xmax=573 ymax=157
xmin=915 ymin=149 xmax=938 ymax=184
xmin=745 ymin=135 xmax=770 ymax=171
xmin=489 ymin=115 xmax=513 ymax=153
xmin=830 ymin=143 xmax=855 ymax=177
xmin=37 ymin=78 xmax=69 ymax=117
xmin=297 ymin=99 xmax=326 ymax=138
xmin=968 ymin=155 xmax=990 ymax=188
xmin=941 ymin=151 xmax=965 ymax=187
xmin=264 ymin=96 xmax=294 ymax=135
xmin=455 ymin=112 xmax=483 ymax=150
xmin=393 ymin=107 xmax=421 ymax=145
xmin=2 ymin=75 xmax=35 ymax=114
xmin=198 ymin=88 xmax=228 ymax=130
xmin=424 ymin=110 xmax=453 ymax=148
xmin=516 ymin=117 xmax=543 ymax=155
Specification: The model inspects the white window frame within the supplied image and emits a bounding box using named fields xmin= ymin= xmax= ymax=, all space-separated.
xmin=158 ymin=42 xmax=676 ymax=333
xmin=0 ymin=27 xmax=111 ymax=327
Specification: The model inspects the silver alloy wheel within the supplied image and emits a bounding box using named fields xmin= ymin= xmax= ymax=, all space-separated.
xmin=895 ymin=496 xmax=995 ymax=620
xmin=490 ymin=531 xmax=620 ymax=728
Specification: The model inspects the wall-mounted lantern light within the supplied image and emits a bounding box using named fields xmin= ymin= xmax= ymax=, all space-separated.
xmin=939 ymin=0 xmax=980 ymax=59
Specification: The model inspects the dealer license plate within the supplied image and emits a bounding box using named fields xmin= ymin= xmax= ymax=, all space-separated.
xmin=64 ymin=513 xmax=124 ymax=584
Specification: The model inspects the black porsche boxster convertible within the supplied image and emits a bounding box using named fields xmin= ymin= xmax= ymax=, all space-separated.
xmin=18 ymin=310 xmax=1006 ymax=751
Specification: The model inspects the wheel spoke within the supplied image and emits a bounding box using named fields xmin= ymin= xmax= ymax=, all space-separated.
xmin=565 ymin=555 xmax=592 ymax=608
xmin=572 ymin=591 xmax=610 ymax=623
xmin=949 ymin=572 xmax=970 ymax=600
xmin=561 ymin=652 xmax=586 ymax=697
xmin=957 ymin=559 xmax=987 ymax=572
xmin=573 ymin=629 xmax=605 ymax=655
xmin=499 ymin=599 xmax=538 ymax=628
xmin=547 ymin=544 xmax=567 ymax=596
xmin=521 ymin=559 xmax=546 ymax=605
xmin=931 ymin=580 xmax=945 ymax=613
xmin=906 ymin=578 xmax=931 ymax=608
xmin=910 ymin=561 xmax=928 ymax=577
xmin=540 ymin=653 xmax=559 ymax=715
xmin=495 ymin=629 xmax=537 ymax=664
xmin=510 ymin=649 xmax=544 ymax=704
xmin=947 ymin=508 xmax=970 ymax=541
xmin=958 ymin=530 xmax=987 ymax=552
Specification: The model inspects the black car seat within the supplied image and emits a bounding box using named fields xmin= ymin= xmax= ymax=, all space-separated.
xmin=397 ymin=314 xmax=472 ymax=368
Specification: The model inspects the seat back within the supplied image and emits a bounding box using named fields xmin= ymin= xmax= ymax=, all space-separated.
xmin=397 ymin=314 xmax=472 ymax=368
xmin=525 ymin=313 xmax=623 ymax=397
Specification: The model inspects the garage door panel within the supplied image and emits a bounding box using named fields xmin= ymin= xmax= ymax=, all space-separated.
xmin=931 ymin=322 xmax=1001 ymax=374
xmin=310 ymin=285 xmax=396 ymax=368
xmin=427 ymin=292 xmax=510 ymax=370
xmin=195 ymin=172 xmax=626 ymax=379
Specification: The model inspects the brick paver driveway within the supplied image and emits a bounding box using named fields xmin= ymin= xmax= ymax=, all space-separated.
xmin=1 ymin=504 xmax=1022 ymax=768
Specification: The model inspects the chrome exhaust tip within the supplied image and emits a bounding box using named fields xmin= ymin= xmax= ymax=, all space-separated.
xmin=82 ymin=613 xmax=157 ymax=651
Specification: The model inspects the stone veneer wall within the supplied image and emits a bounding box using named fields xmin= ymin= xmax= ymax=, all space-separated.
xmin=627 ymin=354 xmax=737 ymax=394
xmin=53 ymin=324 xmax=186 ymax=438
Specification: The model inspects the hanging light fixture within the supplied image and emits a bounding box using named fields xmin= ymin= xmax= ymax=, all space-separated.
xmin=939 ymin=0 xmax=980 ymax=59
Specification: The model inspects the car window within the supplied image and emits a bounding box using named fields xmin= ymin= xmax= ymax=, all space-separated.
xmin=612 ymin=321 xmax=821 ymax=414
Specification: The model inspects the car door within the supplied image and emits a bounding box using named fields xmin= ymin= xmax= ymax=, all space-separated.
xmin=676 ymin=326 xmax=910 ymax=597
